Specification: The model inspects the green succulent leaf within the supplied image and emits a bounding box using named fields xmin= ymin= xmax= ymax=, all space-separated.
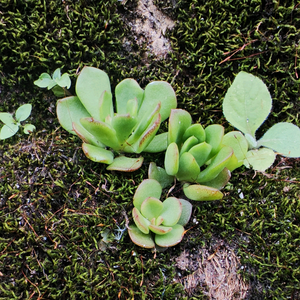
xmin=161 ymin=197 xmax=182 ymax=226
xmin=106 ymin=156 xmax=143 ymax=172
xmin=177 ymin=199 xmax=192 ymax=226
xmin=257 ymin=122 xmax=300 ymax=158
xmin=132 ymin=207 xmax=150 ymax=234
xmin=183 ymin=124 xmax=206 ymax=143
xmin=141 ymin=197 xmax=163 ymax=220
xmin=164 ymin=142 xmax=180 ymax=176
xmin=126 ymin=98 xmax=139 ymax=117
xmin=138 ymin=81 xmax=177 ymax=123
xmin=72 ymin=122 xmax=105 ymax=147
xmin=155 ymin=224 xmax=184 ymax=247
xmin=82 ymin=143 xmax=114 ymax=164
xmin=76 ymin=66 xmax=111 ymax=119
xmin=200 ymin=168 xmax=231 ymax=190
xmin=183 ymin=183 xmax=223 ymax=201
xmin=98 ymin=91 xmax=114 ymax=122
xmin=115 ymin=78 xmax=144 ymax=114
xmin=244 ymin=148 xmax=276 ymax=171
xmin=0 ymin=112 xmax=14 ymax=125
xmin=188 ymin=142 xmax=212 ymax=168
xmin=176 ymin=152 xmax=200 ymax=182
xmin=205 ymin=124 xmax=224 ymax=159
xmin=111 ymin=114 xmax=137 ymax=145
xmin=148 ymin=162 xmax=174 ymax=189
xmin=168 ymin=109 xmax=192 ymax=145
xmin=143 ymin=132 xmax=168 ymax=153
xmin=57 ymin=96 xmax=91 ymax=134
xmin=223 ymin=71 xmax=272 ymax=137
xmin=149 ymin=224 xmax=173 ymax=235
xmin=23 ymin=124 xmax=36 ymax=134
xmin=180 ymin=136 xmax=199 ymax=155
xmin=15 ymin=104 xmax=32 ymax=122
xmin=197 ymin=146 xmax=233 ymax=183
xmin=128 ymin=225 xmax=155 ymax=248
xmin=0 ymin=124 xmax=19 ymax=139
xmin=133 ymin=179 xmax=162 ymax=211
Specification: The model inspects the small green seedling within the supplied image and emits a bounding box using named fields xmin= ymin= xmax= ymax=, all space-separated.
xmin=223 ymin=71 xmax=300 ymax=171
xmin=0 ymin=104 xmax=35 ymax=140
xmin=55 ymin=66 xmax=177 ymax=172
xmin=149 ymin=109 xmax=233 ymax=201
xmin=128 ymin=179 xmax=192 ymax=249
xmin=34 ymin=68 xmax=71 ymax=97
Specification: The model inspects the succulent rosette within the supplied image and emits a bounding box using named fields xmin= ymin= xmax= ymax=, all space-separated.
xmin=56 ymin=66 xmax=177 ymax=171
xmin=128 ymin=179 xmax=192 ymax=249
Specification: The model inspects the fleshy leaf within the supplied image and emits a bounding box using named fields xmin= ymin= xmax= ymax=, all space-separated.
xmin=115 ymin=78 xmax=144 ymax=114
xmin=168 ymin=109 xmax=192 ymax=145
xmin=205 ymin=124 xmax=224 ymax=159
xmin=197 ymin=146 xmax=233 ymax=183
xmin=223 ymin=71 xmax=272 ymax=137
xmin=257 ymin=122 xmax=300 ymax=158
xmin=161 ymin=197 xmax=182 ymax=226
xmin=57 ymin=96 xmax=91 ymax=134
xmin=111 ymin=114 xmax=137 ymax=145
xmin=106 ymin=156 xmax=143 ymax=172
xmin=133 ymin=179 xmax=162 ymax=211
xmin=148 ymin=162 xmax=174 ymax=189
xmin=183 ymin=183 xmax=223 ymax=201
xmin=177 ymin=199 xmax=192 ymax=226
xmin=143 ymin=132 xmax=168 ymax=153
xmin=149 ymin=224 xmax=172 ymax=235
xmin=72 ymin=122 xmax=105 ymax=147
xmin=76 ymin=66 xmax=111 ymax=119
xmin=188 ymin=142 xmax=212 ymax=168
xmin=138 ymin=81 xmax=177 ymax=123
xmin=98 ymin=91 xmax=114 ymax=122
xmin=132 ymin=207 xmax=150 ymax=234
xmin=0 ymin=124 xmax=19 ymax=139
xmin=141 ymin=197 xmax=163 ymax=220
xmin=200 ymin=168 xmax=231 ymax=190
xmin=183 ymin=123 xmax=206 ymax=143
xmin=164 ymin=142 xmax=180 ymax=176
xmin=244 ymin=148 xmax=276 ymax=171
xmin=176 ymin=152 xmax=200 ymax=182
xmin=180 ymin=136 xmax=199 ymax=155
xmin=128 ymin=225 xmax=155 ymax=248
xmin=15 ymin=104 xmax=32 ymax=122
xmin=82 ymin=143 xmax=114 ymax=164
xmin=155 ymin=224 xmax=184 ymax=247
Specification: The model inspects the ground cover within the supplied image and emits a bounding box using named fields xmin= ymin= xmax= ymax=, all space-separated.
xmin=0 ymin=0 xmax=300 ymax=299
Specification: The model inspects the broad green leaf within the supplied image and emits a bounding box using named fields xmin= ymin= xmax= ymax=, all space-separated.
xmin=176 ymin=152 xmax=200 ymax=182
xmin=0 ymin=124 xmax=19 ymax=139
xmin=161 ymin=197 xmax=182 ymax=226
xmin=34 ymin=73 xmax=54 ymax=88
xmin=197 ymin=146 xmax=233 ymax=183
xmin=244 ymin=148 xmax=276 ymax=171
xmin=133 ymin=179 xmax=162 ymax=211
xmin=205 ymin=124 xmax=224 ymax=159
xmin=138 ymin=81 xmax=177 ymax=122
xmin=223 ymin=71 xmax=272 ymax=137
xmin=183 ymin=124 xmax=206 ymax=143
xmin=23 ymin=124 xmax=36 ymax=134
xmin=0 ymin=112 xmax=14 ymax=125
xmin=149 ymin=224 xmax=172 ymax=235
xmin=257 ymin=122 xmax=300 ymax=157
xmin=143 ymin=132 xmax=168 ymax=153
xmin=115 ymin=79 xmax=144 ymax=114
xmin=76 ymin=66 xmax=111 ymax=119
xmin=57 ymin=96 xmax=91 ymax=134
xmin=183 ymin=183 xmax=223 ymax=201
xmin=148 ymin=162 xmax=174 ymax=189
xmin=80 ymin=118 xmax=120 ymax=150
xmin=128 ymin=225 xmax=155 ymax=248
xmin=55 ymin=73 xmax=71 ymax=89
xmin=52 ymin=68 xmax=61 ymax=80
xmin=164 ymin=142 xmax=179 ymax=176
xmin=98 ymin=91 xmax=114 ymax=122
xmin=200 ymin=168 xmax=231 ymax=190
xmin=106 ymin=156 xmax=143 ymax=172
xmin=180 ymin=136 xmax=199 ymax=155
xmin=111 ymin=114 xmax=137 ymax=145
xmin=82 ymin=143 xmax=114 ymax=164
xmin=155 ymin=224 xmax=184 ymax=247
xmin=168 ymin=109 xmax=192 ymax=145
xmin=177 ymin=199 xmax=192 ymax=226
xmin=188 ymin=142 xmax=212 ymax=168
xmin=141 ymin=197 xmax=163 ymax=220
xmin=15 ymin=104 xmax=32 ymax=122
xmin=132 ymin=208 xmax=150 ymax=234
xmin=72 ymin=122 xmax=105 ymax=147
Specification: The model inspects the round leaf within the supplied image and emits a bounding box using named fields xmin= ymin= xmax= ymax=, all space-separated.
xmin=128 ymin=225 xmax=155 ymax=248
xmin=0 ymin=124 xmax=19 ymax=139
xmin=161 ymin=197 xmax=182 ymax=226
xmin=141 ymin=197 xmax=163 ymax=220
xmin=15 ymin=104 xmax=32 ymax=122
xmin=82 ymin=143 xmax=114 ymax=164
xmin=164 ymin=142 xmax=179 ymax=176
xmin=244 ymin=148 xmax=276 ymax=171
xmin=155 ymin=224 xmax=184 ymax=247
xmin=23 ymin=124 xmax=36 ymax=134
xmin=183 ymin=183 xmax=223 ymax=201
xmin=106 ymin=156 xmax=143 ymax=172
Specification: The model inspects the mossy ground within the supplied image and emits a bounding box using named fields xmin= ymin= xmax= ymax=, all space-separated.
xmin=0 ymin=0 xmax=300 ymax=299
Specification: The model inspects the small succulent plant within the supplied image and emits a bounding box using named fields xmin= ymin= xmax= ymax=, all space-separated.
xmin=149 ymin=109 xmax=234 ymax=201
xmin=128 ymin=179 xmax=192 ymax=249
xmin=55 ymin=66 xmax=177 ymax=171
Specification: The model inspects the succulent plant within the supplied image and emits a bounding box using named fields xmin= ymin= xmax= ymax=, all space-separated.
xmin=149 ymin=109 xmax=235 ymax=201
xmin=128 ymin=179 xmax=192 ymax=249
xmin=56 ymin=66 xmax=177 ymax=171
